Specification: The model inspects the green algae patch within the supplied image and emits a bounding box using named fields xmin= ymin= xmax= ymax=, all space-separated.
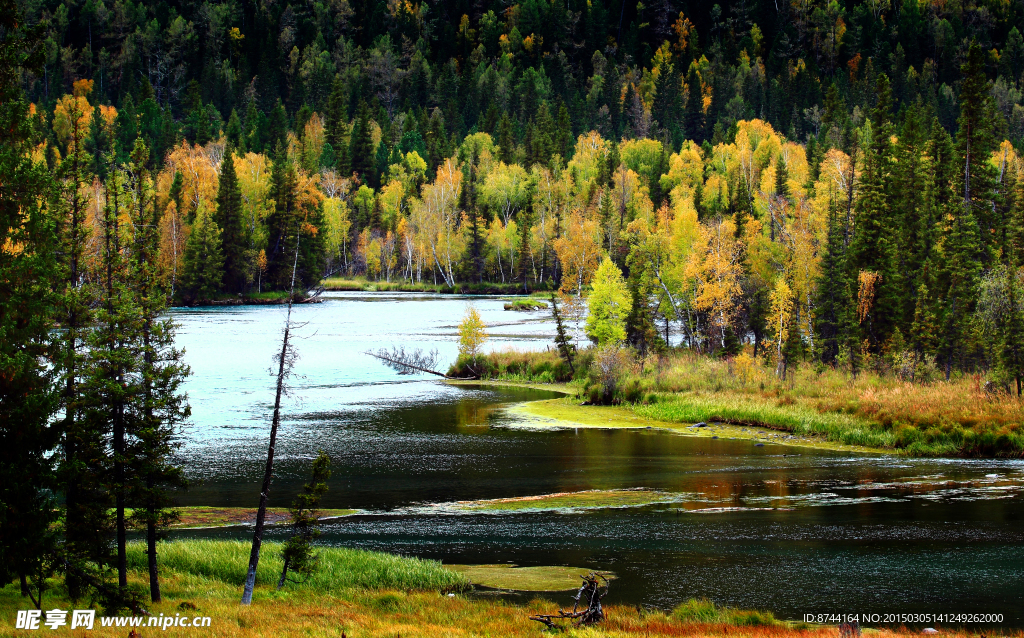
xmin=168 ymin=506 xmax=359 ymax=529
xmin=508 ymin=395 xmax=888 ymax=455
xmin=444 ymin=564 xmax=613 ymax=591
xmin=453 ymin=488 xmax=687 ymax=512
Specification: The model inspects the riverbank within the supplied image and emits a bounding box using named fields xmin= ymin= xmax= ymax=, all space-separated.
xmin=160 ymin=506 xmax=360 ymax=529
xmin=4 ymin=540 xmax=1000 ymax=637
xmin=449 ymin=379 xmax=885 ymax=454
xmin=176 ymin=291 xmax=323 ymax=307
xmin=321 ymin=276 xmax=553 ymax=296
xmin=508 ymin=393 xmax=885 ymax=454
xmin=449 ymin=350 xmax=1024 ymax=457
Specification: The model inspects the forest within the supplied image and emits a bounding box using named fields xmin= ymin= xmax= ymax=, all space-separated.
xmin=5 ymin=0 xmax=1024 ymax=375
xmin=4 ymin=0 xmax=1024 ymax=616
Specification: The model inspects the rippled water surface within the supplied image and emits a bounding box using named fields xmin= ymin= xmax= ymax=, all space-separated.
xmin=168 ymin=293 xmax=1024 ymax=625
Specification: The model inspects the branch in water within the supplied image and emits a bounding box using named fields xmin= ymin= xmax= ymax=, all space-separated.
xmin=367 ymin=346 xmax=446 ymax=377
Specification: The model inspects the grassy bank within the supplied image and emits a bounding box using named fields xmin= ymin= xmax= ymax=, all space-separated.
xmin=4 ymin=540 xmax=997 ymax=637
xmin=450 ymin=489 xmax=689 ymax=512
xmin=132 ymin=506 xmax=360 ymax=529
xmin=463 ymin=349 xmax=1024 ymax=457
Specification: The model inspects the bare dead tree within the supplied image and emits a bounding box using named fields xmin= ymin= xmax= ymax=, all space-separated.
xmin=365 ymin=346 xmax=482 ymax=380
xmin=366 ymin=346 xmax=445 ymax=377
xmin=529 ymin=573 xmax=610 ymax=629
xmin=241 ymin=222 xmax=303 ymax=605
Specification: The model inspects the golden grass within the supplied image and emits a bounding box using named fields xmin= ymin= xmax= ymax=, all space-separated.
xmin=2 ymin=539 xmax=1013 ymax=638
xmin=480 ymin=348 xmax=1024 ymax=456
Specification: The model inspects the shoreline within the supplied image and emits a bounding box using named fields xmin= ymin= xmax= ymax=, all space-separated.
xmin=449 ymin=379 xmax=891 ymax=455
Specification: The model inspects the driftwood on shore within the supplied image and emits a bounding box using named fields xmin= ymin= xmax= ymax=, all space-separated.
xmin=366 ymin=346 xmax=477 ymax=380
xmin=529 ymin=572 xmax=609 ymax=629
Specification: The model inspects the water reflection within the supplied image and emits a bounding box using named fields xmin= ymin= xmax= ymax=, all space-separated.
xmin=167 ymin=294 xmax=1024 ymax=625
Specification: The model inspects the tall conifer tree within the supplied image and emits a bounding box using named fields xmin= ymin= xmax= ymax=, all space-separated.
xmin=848 ymin=74 xmax=899 ymax=348
xmin=0 ymin=4 xmax=61 ymax=605
xmin=215 ymin=144 xmax=247 ymax=293
xmin=178 ymin=206 xmax=225 ymax=304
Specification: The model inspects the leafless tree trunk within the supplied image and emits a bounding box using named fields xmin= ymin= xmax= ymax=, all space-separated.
xmin=241 ymin=229 xmax=302 ymax=605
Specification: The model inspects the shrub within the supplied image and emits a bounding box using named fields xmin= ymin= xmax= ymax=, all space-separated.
xmin=671 ymin=598 xmax=779 ymax=626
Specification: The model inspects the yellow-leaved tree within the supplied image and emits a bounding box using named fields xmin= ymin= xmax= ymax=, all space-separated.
xmin=553 ymin=208 xmax=603 ymax=297
xmin=767 ymin=277 xmax=794 ymax=377
xmin=586 ymin=257 xmax=632 ymax=345
xmin=458 ymin=306 xmax=488 ymax=358
xmin=686 ymin=216 xmax=743 ymax=349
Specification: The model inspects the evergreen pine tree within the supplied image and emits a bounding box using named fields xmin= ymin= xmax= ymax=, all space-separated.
xmin=350 ymin=103 xmax=376 ymax=184
xmin=80 ymin=160 xmax=140 ymax=592
xmin=178 ymin=205 xmax=225 ymax=304
xmin=126 ymin=139 xmax=190 ymax=603
xmin=244 ymin=101 xmax=264 ymax=154
xmin=815 ymin=199 xmax=856 ymax=366
xmin=297 ymin=200 xmax=328 ymax=291
xmin=955 ymin=42 xmax=1000 ymax=262
xmin=277 ymin=452 xmax=331 ymax=589
xmin=326 ymin=77 xmax=349 ymax=155
xmin=55 ymin=81 xmax=110 ymax=602
xmin=848 ymin=74 xmax=899 ymax=349
xmin=893 ymin=103 xmax=929 ymax=330
xmin=265 ymin=148 xmax=304 ymax=290
xmin=910 ymin=281 xmax=938 ymax=367
xmin=997 ymin=273 xmax=1024 ymax=395
xmin=461 ymin=161 xmax=484 ymax=283
xmin=0 ymin=13 xmax=62 ymax=604
xmin=556 ymin=101 xmax=573 ymax=159
xmin=215 ymin=143 xmax=247 ymax=293
xmin=497 ymin=113 xmax=515 ymax=165
xmin=550 ymin=293 xmax=576 ymax=376
xmin=685 ymin=65 xmax=706 ymax=143
xmin=225 ymin=109 xmax=244 ymax=151
xmin=266 ymin=100 xmax=289 ymax=153
xmin=516 ymin=210 xmax=534 ymax=290
xmin=934 ymin=203 xmax=983 ymax=379
xmin=1009 ymin=170 xmax=1024 ymax=266
xmin=782 ymin=309 xmax=803 ymax=380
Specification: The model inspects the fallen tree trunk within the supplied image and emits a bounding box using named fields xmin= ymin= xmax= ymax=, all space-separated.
xmin=529 ymin=572 xmax=609 ymax=628
xmin=366 ymin=346 xmax=477 ymax=380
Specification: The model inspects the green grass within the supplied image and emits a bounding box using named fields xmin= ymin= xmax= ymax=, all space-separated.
xmin=672 ymin=598 xmax=781 ymax=627
xmin=503 ymin=298 xmax=548 ymax=311
xmin=456 ymin=489 xmax=685 ymax=512
xmin=125 ymin=540 xmax=469 ymax=593
xmin=633 ymin=394 xmax=897 ymax=450
xmin=242 ymin=291 xmax=292 ymax=301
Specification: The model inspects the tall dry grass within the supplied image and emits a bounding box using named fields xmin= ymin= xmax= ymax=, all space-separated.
xmin=476 ymin=346 xmax=1024 ymax=456
xmin=6 ymin=542 xmax=1001 ymax=638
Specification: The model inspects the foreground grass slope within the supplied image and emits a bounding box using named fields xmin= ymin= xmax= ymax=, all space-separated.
xmin=3 ymin=541 xmax=1006 ymax=637
xmin=460 ymin=348 xmax=1024 ymax=457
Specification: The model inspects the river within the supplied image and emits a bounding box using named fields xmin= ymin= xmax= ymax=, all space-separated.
xmin=167 ymin=292 xmax=1024 ymax=626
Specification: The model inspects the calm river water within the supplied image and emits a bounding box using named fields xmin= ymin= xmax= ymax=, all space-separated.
xmin=167 ymin=292 xmax=1024 ymax=626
